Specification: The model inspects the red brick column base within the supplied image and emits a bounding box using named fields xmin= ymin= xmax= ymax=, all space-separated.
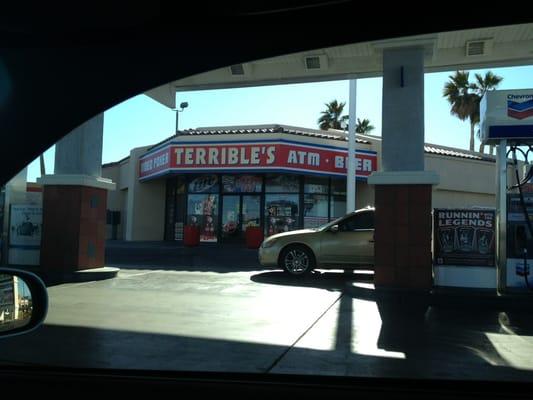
xmin=374 ymin=185 xmax=433 ymax=290
xmin=40 ymin=185 xmax=107 ymax=272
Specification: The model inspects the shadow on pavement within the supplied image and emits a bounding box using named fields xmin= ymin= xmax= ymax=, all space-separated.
xmin=2 ymin=321 xmax=533 ymax=382
xmin=250 ymin=270 xmax=533 ymax=379
xmin=105 ymin=240 xmax=262 ymax=272
xmin=250 ymin=270 xmax=373 ymax=292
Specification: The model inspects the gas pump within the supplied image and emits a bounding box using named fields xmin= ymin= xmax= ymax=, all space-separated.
xmin=504 ymin=160 xmax=533 ymax=290
xmin=480 ymin=89 xmax=533 ymax=293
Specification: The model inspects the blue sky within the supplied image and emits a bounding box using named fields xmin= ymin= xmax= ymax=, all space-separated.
xmin=26 ymin=65 xmax=533 ymax=182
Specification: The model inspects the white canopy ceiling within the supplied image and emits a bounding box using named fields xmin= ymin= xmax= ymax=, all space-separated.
xmin=146 ymin=23 xmax=533 ymax=109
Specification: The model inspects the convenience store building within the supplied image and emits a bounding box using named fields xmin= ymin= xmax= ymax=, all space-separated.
xmin=102 ymin=124 xmax=498 ymax=244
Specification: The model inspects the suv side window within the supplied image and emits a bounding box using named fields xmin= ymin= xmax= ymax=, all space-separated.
xmin=338 ymin=211 xmax=374 ymax=232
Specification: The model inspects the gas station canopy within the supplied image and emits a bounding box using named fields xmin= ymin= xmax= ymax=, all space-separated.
xmin=146 ymin=23 xmax=533 ymax=109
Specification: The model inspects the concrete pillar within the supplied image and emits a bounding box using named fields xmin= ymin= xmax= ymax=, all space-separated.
xmin=54 ymin=113 xmax=104 ymax=177
xmin=381 ymin=48 xmax=425 ymax=172
xmin=38 ymin=114 xmax=115 ymax=273
xmin=368 ymin=47 xmax=439 ymax=291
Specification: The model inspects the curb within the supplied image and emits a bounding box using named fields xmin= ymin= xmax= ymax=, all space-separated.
xmin=5 ymin=265 xmax=120 ymax=286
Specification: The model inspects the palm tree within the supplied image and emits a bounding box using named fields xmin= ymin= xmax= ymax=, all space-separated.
xmin=473 ymin=71 xmax=503 ymax=154
xmin=355 ymin=118 xmax=375 ymax=134
xmin=318 ymin=100 xmax=347 ymax=130
xmin=443 ymin=70 xmax=503 ymax=153
xmin=443 ymin=71 xmax=479 ymax=152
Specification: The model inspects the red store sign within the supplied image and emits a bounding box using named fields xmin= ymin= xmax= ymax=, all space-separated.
xmin=139 ymin=141 xmax=378 ymax=181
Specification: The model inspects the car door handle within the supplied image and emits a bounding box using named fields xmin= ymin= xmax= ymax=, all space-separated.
xmin=368 ymin=239 xmax=375 ymax=243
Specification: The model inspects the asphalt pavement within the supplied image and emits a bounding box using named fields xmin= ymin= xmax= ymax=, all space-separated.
xmin=2 ymin=255 xmax=533 ymax=382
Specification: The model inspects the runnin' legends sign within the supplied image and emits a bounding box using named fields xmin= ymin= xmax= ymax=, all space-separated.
xmin=433 ymin=209 xmax=495 ymax=267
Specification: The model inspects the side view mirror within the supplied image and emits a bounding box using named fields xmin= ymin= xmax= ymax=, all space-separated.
xmin=0 ymin=268 xmax=48 ymax=338
xmin=330 ymin=225 xmax=339 ymax=233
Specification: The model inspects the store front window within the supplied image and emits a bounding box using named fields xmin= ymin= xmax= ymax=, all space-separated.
xmin=242 ymin=195 xmax=261 ymax=230
xmin=265 ymin=193 xmax=299 ymax=236
xmin=187 ymin=194 xmax=218 ymax=242
xmin=222 ymin=175 xmax=262 ymax=193
xmin=265 ymin=175 xmax=299 ymax=193
xmin=330 ymin=178 xmax=347 ymax=220
xmin=221 ymin=195 xmax=240 ymax=241
xmin=220 ymin=175 xmax=263 ymax=242
xmin=265 ymin=174 xmax=300 ymax=236
xmin=164 ymin=177 xmax=187 ymax=241
xmin=188 ymin=174 xmax=219 ymax=193
xmin=304 ymin=176 xmax=328 ymax=194
xmin=303 ymin=176 xmax=329 ymax=228
xmin=187 ymin=175 xmax=219 ymax=242
xmin=221 ymin=194 xmax=262 ymax=241
xmin=165 ymin=173 xmax=371 ymax=242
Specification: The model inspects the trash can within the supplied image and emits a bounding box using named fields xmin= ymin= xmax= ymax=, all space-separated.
xmin=245 ymin=226 xmax=263 ymax=249
xmin=184 ymin=225 xmax=200 ymax=247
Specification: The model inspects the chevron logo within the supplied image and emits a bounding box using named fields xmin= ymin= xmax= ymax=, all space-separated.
xmin=508 ymin=94 xmax=533 ymax=120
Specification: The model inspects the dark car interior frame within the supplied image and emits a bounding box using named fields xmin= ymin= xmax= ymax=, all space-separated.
xmin=0 ymin=2 xmax=531 ymax=397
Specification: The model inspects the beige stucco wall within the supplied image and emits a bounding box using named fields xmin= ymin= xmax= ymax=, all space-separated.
xmin=125 ymin=147 xmax=166 ymax=241
xmin=102 ymin=163 xmax=128 ymax=240
xmin=102 ymin=164 xmax=121 ymax=210
xmin=103 ymin=147 xmax=166 ymax=241
xmin=432 ymin=189 xmax=495 ymax=209
xmin=356 ymin=181 xmax=375 ymax=208
xmin=426 ymin=154 xmax=497 ymax=209
xmin=426 ymin=154 xmax=496 ymax=196
xmin=119 ymin=162 xmax=129 ymax=190
xmin=120 ymin=189 xmax=128 ymax=239
xmin=363 ymin=134 xmax=500 ymax=209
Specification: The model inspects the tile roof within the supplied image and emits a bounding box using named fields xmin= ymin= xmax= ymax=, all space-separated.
xmin=101 ymin=155 xmax=131 ymax=168
xmin=183 ymin=124 xmax=371 ymax=144
xmin=103 ymin=125 xmax=498 ymax=166
xmin=146 ymin=124 xmax=371 ymax=152
xmin=424 ymin=144 xmax=495 ymax=162
xmin=359 ymin=133 xmax=496 ymax=162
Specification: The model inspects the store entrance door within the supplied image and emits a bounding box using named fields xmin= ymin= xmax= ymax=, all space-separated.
xmin=221 ymin=195 xmax=262 ymax=243
xmin=242 ymin=195 xmax=261 ymax=236
xmin=221 ymin=195 xmax=241 ymax=242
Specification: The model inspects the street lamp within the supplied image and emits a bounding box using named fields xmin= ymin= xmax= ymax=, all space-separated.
xmin=173 ymin=101 xmax=189 ymax=134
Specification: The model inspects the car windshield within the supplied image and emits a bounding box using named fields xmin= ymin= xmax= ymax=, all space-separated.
xmin=315 ymin=214 xmax=349 ymax=231
xmin=4 ymin=22 xmax=533 ymax=386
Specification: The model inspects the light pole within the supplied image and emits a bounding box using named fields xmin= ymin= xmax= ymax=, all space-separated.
xmin=173 ymin=101 xmax=189 ymax=134
xmin=345 ymin=79 xmax=357 ymax=213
